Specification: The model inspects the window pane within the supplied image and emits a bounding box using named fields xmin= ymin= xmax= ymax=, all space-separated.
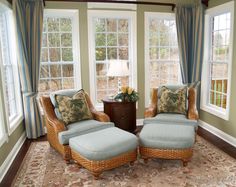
xmin=118 ymin=34 xmax=128 ymax=46
xmin=42 ymin=33 xmax=47 ymax=47
xmin=50 ymin=65 xmax=61 ymax=78
xmin=118 ymin=19 xmax=128 ymax=32
xmin=49 ymin=79 xmax=62 ymax=91
xmin=39 ymin=79 xmax=50 ymax=92
xmin=96 ymin=48 xmax=106 ymax=61
xmin=107 ymin=33 xmax=117 ymax=46
xmin=107 ymin=19 xmax=117 ymax=32
xmin=61 ymin=33 xmax=72 ymax=47
xmin=95 ymin=18 xmax=105 ymax=32
xmin=62 ymin=64 xmax=74 ymax=77
xmin=49 ymin=48 xmax=60 ymax=62
xmin=118 ymin=47 xmax=128 ymax=60
xmin=97 ymin=90 xmax=106 ymax=103
xmin=97 ymin=77 xmax=107 ymax=90
xmin=40 ymin=65 xmax=49 ymax=78
xmin=108 ymin=48 xmax=117 ymax=59
xmin=62 ymin=48 xmax=73 ymax=61
xmin=149 ymin=48 xmax=159 ymax=60
xmin=60 ymin=18 xmax=72 ymax=32
xmin=96 ymin=63 xmax=107 ymax=76
xmin=47 ymin=18 xmax=59 ymax=32
xmin=48 ymin=33 xmax=60 ymax=47
xmin=108 ymin=77 xmax=118 ymax=90
xmin=63 ymin=78 xmax=74 ymax=89
xmin=41 ymin=48 xmax=48 ymax=62
xmin=95 ymin=33 xmax=106 ymax=46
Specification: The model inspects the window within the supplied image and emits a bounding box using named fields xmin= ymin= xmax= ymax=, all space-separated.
xmin=0 ymin=6 xmax=22 ymax=134
xmin=0 ymin=47 xmax=7 ymax=146
xmin=201 ymin=1 xmax=234 ymax=120
xmin=88 ymin=10 xmax=137 ymax=109
xmin=145 ymin=12 xmax=181 ymax=106
xmin=39 ymin=9 xmax=81 ymax=93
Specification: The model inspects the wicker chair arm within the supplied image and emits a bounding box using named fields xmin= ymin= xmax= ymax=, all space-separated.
xmin=90 ymin=109 xmax=110 ymax=122
xmin=144 ymin=88 xmax=158 ymax=118
xmin=40 ymin=96 xmax=66 ymax=134
xmin=145 ymin=106 xmax=157 ymax=118
xmin=188 ymin=87 xmax=199 ymax=120
xmin=47 ymin=117 xmax=66 ymax=134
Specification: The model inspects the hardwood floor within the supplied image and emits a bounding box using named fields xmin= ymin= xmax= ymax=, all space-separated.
xmin=0 ymin=127 xmax=235 ymax=186
xmin=0 ymin=136 xmax=47 ymax=187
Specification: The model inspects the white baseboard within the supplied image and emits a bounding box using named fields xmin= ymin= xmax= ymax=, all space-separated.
xmin=0 ymin=131 xmax=26 ymax=182
xmin=199 ymin=120 xmax=236 ymax=148
xmin=137 ymin=119 xmax=144 ymax=126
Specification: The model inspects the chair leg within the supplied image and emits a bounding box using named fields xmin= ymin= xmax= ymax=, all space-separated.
xmin=92 ymin=171 xmax=101 ymax=180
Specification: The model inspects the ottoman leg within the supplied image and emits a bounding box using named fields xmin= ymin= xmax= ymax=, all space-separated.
xmin=130 ymin=161 xmax=135 ymax=166
xmin=182 ymin=160 xmax=189 ymax=167
xmin=92 ymin=171 xmax=101 ymax=180
xmin=143 ymin=158 xmax=149 ymax=164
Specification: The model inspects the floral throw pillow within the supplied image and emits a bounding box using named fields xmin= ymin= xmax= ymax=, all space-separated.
xmin=158 ymin=86 xmax=187 ymax=114
xmin=55 ymin=91 xmax=93 ymax=125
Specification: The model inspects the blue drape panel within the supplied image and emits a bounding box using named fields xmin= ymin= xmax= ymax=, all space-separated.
xmin=175 ymin=4 xmax=204 ymax=108
xmin=13 ymin=0 xmax=45 ymax=138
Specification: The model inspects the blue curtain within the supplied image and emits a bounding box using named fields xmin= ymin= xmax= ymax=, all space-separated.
xmin=13 ymin=0 xmax=45 ymax=138
xmin=175 ymin=3 xmax=205 ymax=108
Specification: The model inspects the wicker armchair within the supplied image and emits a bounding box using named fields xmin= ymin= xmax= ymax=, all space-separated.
xmin=145 ymin=87 xmax=199 ymax=120
xmin=40 ymin=92 xmax=110 ymax=162
xmin=140 ymin=87 xmax=199 ymax=166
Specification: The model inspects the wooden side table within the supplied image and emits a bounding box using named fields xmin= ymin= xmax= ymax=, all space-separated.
xmin=102 ymin=98 xmax=136 ymax=133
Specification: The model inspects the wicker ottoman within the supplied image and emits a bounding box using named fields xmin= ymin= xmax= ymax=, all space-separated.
xmin=139 ymin=123 xmax=195 ymax=166
xmin=69 ymin=127 xmax=138 ymax=179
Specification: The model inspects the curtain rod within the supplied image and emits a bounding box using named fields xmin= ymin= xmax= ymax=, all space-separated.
xmin=43 ymin=0 xmax=209 ymax=11
xmin=43 ymin=0 xmax=176 ymax=10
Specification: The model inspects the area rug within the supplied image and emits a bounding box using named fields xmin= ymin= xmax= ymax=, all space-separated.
xmin=12 ymin=136 xmax=236 ymax=187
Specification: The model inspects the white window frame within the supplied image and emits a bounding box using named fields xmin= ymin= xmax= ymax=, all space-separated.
xmin=39 ymin=9 xmax=81 ymax=93
xmin=144 ymin=12 xmax=182 ymax=107
xmin=0 ymin=5 xmax=23 ymax=135
xmin=88 ymin=10 xmax=137 ymax=110
xmin=201 ymin=1 xmax=234 ymax=120
xmin=0 ymin=51 xmax=7 ymax=147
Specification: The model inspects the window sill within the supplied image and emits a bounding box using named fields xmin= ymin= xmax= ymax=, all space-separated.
xmin=8 ymin=115 xmax=24 ymax=135
xmin=200 ymin=104 xmax=229 ymax=121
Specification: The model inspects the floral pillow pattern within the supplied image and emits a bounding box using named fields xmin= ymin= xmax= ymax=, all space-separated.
xmin=158 ymin=86 xmax=187 ymax=114
xmin=55 ymin=91 xmax=93 ymax=125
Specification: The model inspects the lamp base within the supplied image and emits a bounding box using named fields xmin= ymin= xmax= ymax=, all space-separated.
xmin=118 ymin=78 xmax=122 ymax=93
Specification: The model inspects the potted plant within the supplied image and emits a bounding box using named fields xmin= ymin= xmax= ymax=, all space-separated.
xmin=114 ymin=86 xmax=139 ymax=102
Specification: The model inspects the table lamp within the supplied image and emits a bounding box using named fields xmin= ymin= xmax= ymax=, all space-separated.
xmin=107 ymin=60 xmax=129 ymax=93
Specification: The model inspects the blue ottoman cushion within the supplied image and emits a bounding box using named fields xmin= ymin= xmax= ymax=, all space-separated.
xmin=139 ymin=123 xmax=195 ymax=149
xmin=69 ymin=127 xmax=138 ymax=161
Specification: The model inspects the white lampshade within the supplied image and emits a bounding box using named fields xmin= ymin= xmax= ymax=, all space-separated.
xmin=107 ymin=60 xmax=129 ymax=77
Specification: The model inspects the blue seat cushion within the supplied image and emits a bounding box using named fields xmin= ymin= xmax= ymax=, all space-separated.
xmin=69 ymin=127 xmax=138 ymax=161
xmin=143 ymin=113 xmax=198 ymax=130
xmin=58 ymin=120 xmax=114 ymax=145
xmin=139 ymin=123 xmax=195 ymax=149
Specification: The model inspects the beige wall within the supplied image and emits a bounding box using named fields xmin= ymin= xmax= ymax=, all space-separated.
xmin=0 ymin=123 xmax=25 ymax=166
xmin=200 ymin=0 xmax=236 ymax=138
